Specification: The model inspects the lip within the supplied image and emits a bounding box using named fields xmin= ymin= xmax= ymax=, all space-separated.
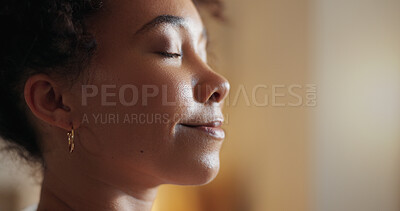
xmin=179 ymin=121 xmax=225 ymax=140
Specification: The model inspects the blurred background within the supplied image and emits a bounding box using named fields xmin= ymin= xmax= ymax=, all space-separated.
xmin=1 ymin=0 xmax=400 ymax=210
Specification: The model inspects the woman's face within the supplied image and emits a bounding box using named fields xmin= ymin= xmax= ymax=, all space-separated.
xmin=68 ymin=0 xmax=230 ymax=187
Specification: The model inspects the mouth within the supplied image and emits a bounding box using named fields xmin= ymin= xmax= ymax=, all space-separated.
xmin=179 ymin=120 xmax=225 ymax=140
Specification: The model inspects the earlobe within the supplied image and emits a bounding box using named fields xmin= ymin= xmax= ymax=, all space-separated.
xmin=24 ymin=74 xmax=74 ymax=131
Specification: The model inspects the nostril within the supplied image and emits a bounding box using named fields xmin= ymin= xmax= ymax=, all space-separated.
xmin=193 ymin=74 xmax=230 ymax=104
xmin=209 ymin=92 xmax=220 ymax=102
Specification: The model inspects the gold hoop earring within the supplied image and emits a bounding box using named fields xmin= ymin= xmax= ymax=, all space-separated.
xmin=67 ymin=127 xmax=75 ymax=153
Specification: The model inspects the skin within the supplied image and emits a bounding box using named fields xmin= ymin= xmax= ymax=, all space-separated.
xmin=23 ymin=0 xmax=230 ymax=210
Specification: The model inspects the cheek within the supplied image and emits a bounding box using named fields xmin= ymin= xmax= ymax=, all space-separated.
xmin=111 ymin=59 xmax=196 ymax=121
xmin=77 ymin=64 xmax=194 ymax=164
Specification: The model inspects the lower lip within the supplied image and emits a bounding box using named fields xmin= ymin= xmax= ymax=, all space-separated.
xmin=181 ymin=125 xmax=225 ymax=140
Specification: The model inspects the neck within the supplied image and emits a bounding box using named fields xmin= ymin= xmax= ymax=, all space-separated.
xmin=37 ymin=168 xmax=159 ymax=211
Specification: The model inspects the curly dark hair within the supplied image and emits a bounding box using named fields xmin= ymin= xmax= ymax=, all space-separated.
xmin=0 ymin=0 xmax=223 ymax=165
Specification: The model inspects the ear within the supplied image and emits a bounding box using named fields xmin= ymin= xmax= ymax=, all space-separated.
xmin=24 ymin=74 xmax=73 ymax=131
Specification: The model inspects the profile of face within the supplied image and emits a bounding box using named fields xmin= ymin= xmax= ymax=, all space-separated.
xmin=25 ymin=0 xmax=230 ymax=190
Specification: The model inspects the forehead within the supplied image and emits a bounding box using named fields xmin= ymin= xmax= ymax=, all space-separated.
xmin=98 ymin=0 xmax=204 ymax=34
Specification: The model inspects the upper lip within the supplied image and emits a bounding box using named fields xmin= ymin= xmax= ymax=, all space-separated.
xmin=179 ymin=120 xmax=223 ymax=128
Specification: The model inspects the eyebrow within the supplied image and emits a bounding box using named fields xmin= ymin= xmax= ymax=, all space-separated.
xmin=135 ymin=15 xmax=186 ymax=35
xmin=135 ymin=14 xmax=208 ymax=45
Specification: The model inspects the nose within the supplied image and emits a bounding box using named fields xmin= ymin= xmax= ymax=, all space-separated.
xmin=194 ymin=66 xmax=230 ymax=104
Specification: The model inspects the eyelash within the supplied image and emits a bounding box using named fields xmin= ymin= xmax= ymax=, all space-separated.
xmin=157 ymin=52 xmax=182 ymax=58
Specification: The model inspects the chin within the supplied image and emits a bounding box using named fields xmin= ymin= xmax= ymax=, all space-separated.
xmin=176 ymin=166 xmax=220 ymax=186
xmin=163 ymin=154 xmax=221 ymax=186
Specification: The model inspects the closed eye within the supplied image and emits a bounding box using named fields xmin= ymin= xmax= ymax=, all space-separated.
xmin=157 ymin=52 xmax=182 ymax=58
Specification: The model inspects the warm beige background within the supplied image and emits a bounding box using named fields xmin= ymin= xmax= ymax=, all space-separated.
xmin=1 ymin=0 xmax=400 ymax=211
